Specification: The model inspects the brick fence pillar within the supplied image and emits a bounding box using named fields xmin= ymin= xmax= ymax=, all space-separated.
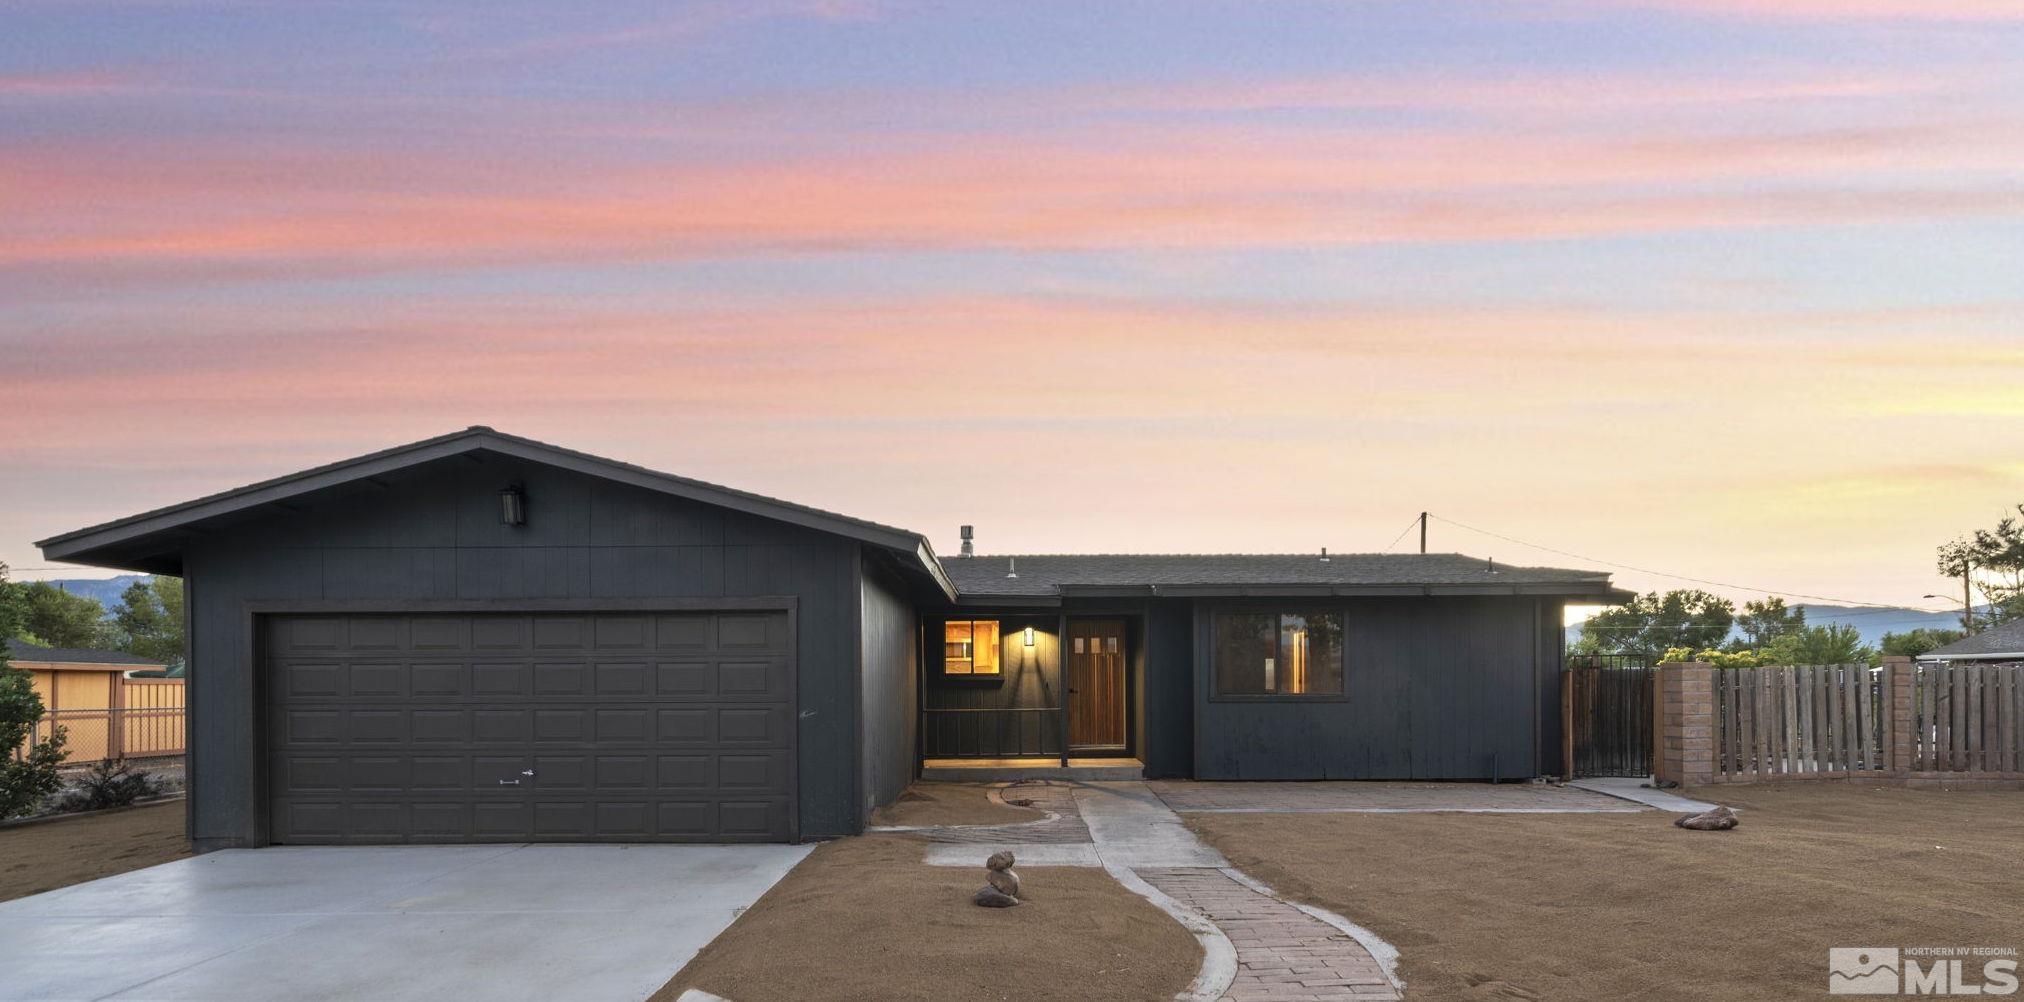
xmin=1656 ymin=662 xmax=1715 ymax=786
xmin=1883 ymin=655 xmax=1914 ymax=775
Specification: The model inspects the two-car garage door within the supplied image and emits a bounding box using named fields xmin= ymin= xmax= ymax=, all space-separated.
xmin=265 ymin=611 xmax=795 ymax=844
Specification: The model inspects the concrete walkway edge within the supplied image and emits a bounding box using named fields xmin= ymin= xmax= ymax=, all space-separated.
xmin=1217 ymin=867 xmax=1405 ymax=995
xmin=1104 ymin=861 xmax=1240 ymax=1001
xmin=1568 ymin=776 xmax=1721 ymax=813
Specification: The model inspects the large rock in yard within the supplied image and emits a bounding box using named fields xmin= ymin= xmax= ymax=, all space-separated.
xmin=1674 ymin=805 xmax=1739 ymax=831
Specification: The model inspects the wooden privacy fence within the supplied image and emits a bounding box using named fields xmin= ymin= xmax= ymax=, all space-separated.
xmin=1660 ymin=658 xmax=2024 ymax=787
xmin=18 ymin=678 xmax=185 ymax=762
xmin=1714 ymin=664 xmax=1884 ymax=781
xmin=1914 ymin=661 xmax=2023 ymax=774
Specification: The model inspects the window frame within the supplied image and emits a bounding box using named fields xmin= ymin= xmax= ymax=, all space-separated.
xmin=1206 ymin=605 xmax=1349 ymax=702
xmin=939 ymin=617 xmax=1006 ymax=681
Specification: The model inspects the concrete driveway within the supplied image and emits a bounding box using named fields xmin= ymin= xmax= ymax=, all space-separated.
xmin=0 ymin=843 xmax=810 ymax=1002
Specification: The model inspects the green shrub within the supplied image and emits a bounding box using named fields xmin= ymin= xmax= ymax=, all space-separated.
xmin=1 ymin=656 xmax=69 ymax=818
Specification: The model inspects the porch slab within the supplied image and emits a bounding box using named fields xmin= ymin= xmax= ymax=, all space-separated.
xmin=920 ymin=757 xmax=1144 ymax=782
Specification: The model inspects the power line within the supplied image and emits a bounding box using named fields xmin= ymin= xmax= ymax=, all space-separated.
xmin=1428 ymin=513 xmax=1954 ymax=616
xmin=1381 ymin=515 xmax=1421 ymax=554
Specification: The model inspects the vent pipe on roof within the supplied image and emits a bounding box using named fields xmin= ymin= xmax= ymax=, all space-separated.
xmin=959 ymin=524 xmax=974 ymax=558
xmin=1319 ymin=547 xmax=1330 ymax=562
xmin=1006 ymin=556 xmax=1018 ymax=579
xmin=1487 ymin=557 xmax=1497 ymax=574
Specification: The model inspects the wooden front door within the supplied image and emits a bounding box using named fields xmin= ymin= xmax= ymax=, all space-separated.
xmin=1068 ymin=620 xmax=1127 ymax=752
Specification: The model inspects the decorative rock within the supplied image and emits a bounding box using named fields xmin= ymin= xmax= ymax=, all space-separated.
xmin=987 ymin=866 xmax=1020 ymax=898
xmin=972 ymin=885 xmax=1019 ymax=907
xmin=972 ymin=850 xmax=1022 ymax=907
xmin=1674 ymin=805 xmax=1738 ymax=831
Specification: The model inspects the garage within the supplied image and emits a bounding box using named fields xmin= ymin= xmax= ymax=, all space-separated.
xmin=35 ymin=427 xmax=941 ymax=849
xmin=265 ymin=610 xmax=796 ymax=844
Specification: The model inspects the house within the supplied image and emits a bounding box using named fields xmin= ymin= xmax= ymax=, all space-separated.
xmin=36 ymin=427 xmax=1628 ymax=850
xmin=1918 ymin=619 xmax=2024 ymax=663
xmin=6 ymin=638 xmax=178 ymax=761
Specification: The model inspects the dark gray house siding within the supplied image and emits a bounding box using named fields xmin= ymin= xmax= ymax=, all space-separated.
xmin=1193 ymin=596 xmax=1549 ymax=781
xmin=856 ymin=556 xmax=916 ymax=824
xmin=1140 ymin=598 xmax=1195 ymax=778
xmin=179 ymin=454 xmax=866 ymax=849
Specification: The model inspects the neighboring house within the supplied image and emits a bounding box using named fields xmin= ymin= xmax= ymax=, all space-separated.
xmin=37 ymin=427 xmax=1628 ymax=850
xmin=1918 ymin=619 xmax=2024 ymax=663
xmin=5 ymin=638 xmax=176 ymax=761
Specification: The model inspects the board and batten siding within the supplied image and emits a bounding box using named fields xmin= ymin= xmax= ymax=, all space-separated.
xmin=1193 ymin=596 xmax=1547 ymax=780
xmin=182 ymin=454 xmax=863 ymax=850
xmin=857 ymin=556 xmax=917 ymax=823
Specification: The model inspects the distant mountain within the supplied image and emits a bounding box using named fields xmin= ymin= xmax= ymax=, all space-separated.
xmin=1566 ymin=603 xmax=1973 ymax=651
xmin=32 ymin=576 xmax=149 ymax=615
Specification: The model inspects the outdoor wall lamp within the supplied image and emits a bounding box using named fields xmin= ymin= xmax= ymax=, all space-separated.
xmin=499 ymin=485 xmax=526 ymax=526
xmin=1023 ymin=626 xmax=1035 ymax=647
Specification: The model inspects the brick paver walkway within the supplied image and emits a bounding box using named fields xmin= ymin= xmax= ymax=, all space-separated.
xmin=909 ymin=781 xmax=1090 ymax=844
xmin=1140 ymin=868 xmax=1400 ymax=1002
xmin=1149 ymin=780 xmax=1638 ymax=813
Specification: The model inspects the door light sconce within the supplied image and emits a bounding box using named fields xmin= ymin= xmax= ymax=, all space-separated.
xmin=499 ymin=485 xmax=527 ymax=526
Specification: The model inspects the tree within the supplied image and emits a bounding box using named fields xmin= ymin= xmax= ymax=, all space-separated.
xmin=1765 ymin=623 xmax=1873 ymax=665
xmin=1879 ymin=628 xmax=1968 ymax=659
xmin=1576 ymin=590 xmax=1735 ymax=661
xmin=1937 ymin=504 xmax=2024 ymax=629
xmin=19 ymin=582 xmax=115 ymax=649
xmin=0 ymin=642 xmax=68 ymax=818
xmin=0 ymin=561 xmax=29 ymax=642
xmin=112 ymin=577 xmax=185 ymax=666
xmin=1733 ymin=597 xmax=1806 ymax=650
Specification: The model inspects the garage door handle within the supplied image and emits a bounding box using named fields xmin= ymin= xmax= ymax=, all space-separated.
xmin=498 ymin=779 xmax=521 ymax=786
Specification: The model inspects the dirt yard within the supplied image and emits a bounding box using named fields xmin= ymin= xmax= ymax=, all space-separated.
xmin=868 ymin=782 xmax=1043 ymax=828
xmin=656 ymin=835 xmax=1200 ymax=1002
xmin=1188 ymin=783 xmax=2024 ymax=1001
xmin=0 ymin=800 xmax=191 ymax=903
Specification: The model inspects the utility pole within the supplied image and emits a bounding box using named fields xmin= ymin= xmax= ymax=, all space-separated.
xmin=1965 ymin=563 xmax=1975 ymax=632
xmin=1419 ymin=512 xmax=1428 ymax=554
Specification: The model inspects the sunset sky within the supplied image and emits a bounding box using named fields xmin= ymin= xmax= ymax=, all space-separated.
xmin=3 ymin=1 xmax=2020 ymax=614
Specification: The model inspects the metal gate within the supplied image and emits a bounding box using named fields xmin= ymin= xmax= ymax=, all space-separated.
xmin=1564 ymin=659 xmax=1656 ymax=778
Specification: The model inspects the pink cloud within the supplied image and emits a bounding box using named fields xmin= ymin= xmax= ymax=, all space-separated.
xmin=3 ymin=112 xmax=2017 ymax=284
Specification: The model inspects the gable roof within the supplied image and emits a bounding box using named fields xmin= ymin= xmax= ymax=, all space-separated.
xmin=5 ymin=638 xmax=164 ymax=668
xmin=1920 ymin=619 xmax=2024 ymax=661
xmin=940 ymin=552 xmax=1628 ymax=601
xmin=36 ymin=427 xmax=956 ymax=599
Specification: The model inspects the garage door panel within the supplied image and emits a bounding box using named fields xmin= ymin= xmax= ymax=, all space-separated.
xmin=533 ymin=662 xmax=588 ymax=695
xmin=594 ymin=616 xmax=653 ymax=650
xmin=266 ymin=611 xmax=794 ymax=844
xmin=594 ymin=661 xmax=651 ymax=695
xmin=716 ymin=706 xmax=790 ymax=745
xmin=532 ymin=616 xmax=591 ymax=650
xmin=411 ymin=662 xmax=468 ymax=696
xmin=283 ymin=663 xmax=345 ymax=698
xmin=472 ymin=662 xmax=530 ymax=696
xmin=473 ymin=708 xmax=530 ymax=741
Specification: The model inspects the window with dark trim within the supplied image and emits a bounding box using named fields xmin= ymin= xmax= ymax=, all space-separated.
xmin=1213 ymin=611 xmax=1343 ymax=696
xmin=943 ymin=620 xmax=1002 ymax=675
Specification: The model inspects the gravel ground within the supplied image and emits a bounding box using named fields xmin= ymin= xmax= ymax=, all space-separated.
xmin=1187 ymin=783 xmax=2024 ymax=1001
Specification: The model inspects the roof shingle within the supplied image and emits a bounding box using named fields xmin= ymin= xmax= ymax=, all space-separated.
xmin=1922 ymin=619 xmax=2024 ymax=661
